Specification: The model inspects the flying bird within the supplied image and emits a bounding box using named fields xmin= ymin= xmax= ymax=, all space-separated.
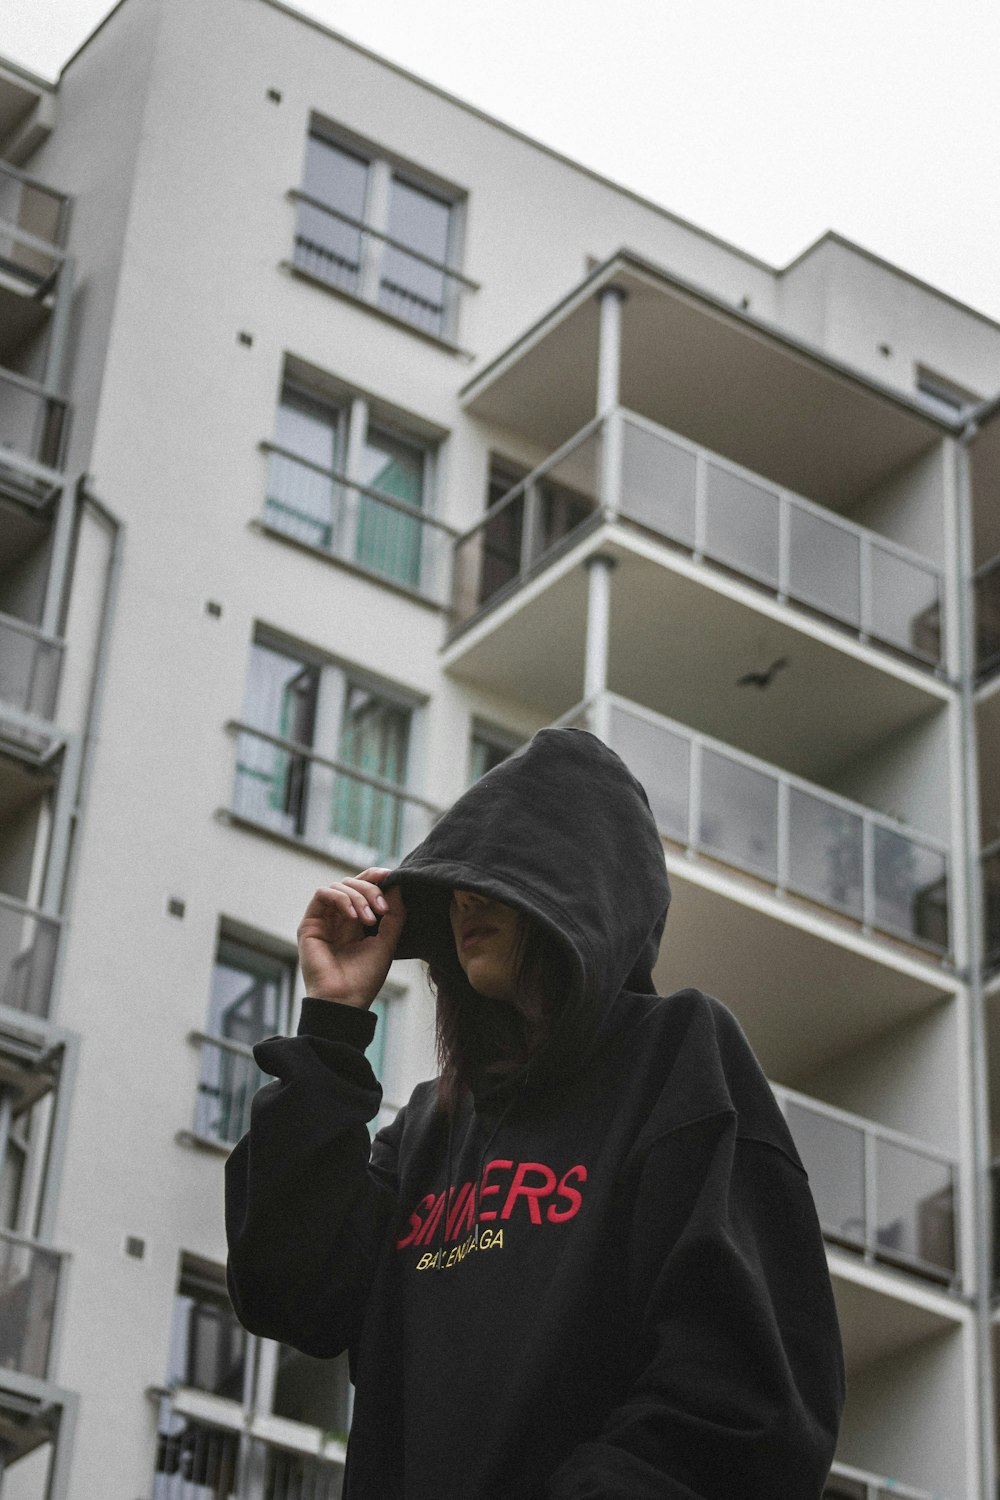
xmin=737 ymin=656 xmax=789 ymax=689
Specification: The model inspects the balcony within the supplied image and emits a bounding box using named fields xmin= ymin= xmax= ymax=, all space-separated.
xmin=0 ymin=1227 xmax=66 ymax=1382
xmin=0 ymin=614 xmax=62 ymax=726
xmin=774 ymin=1084 xmax=957 ymax=1288
xmin=566 ymin=692 xmax=950 ymax=959
xmin=453 ymin=410 xmax=944 ymax=670
xmin=261 ymin=440 xmax=456 ymax=604
xmin=0 ymin=895 xmax=60 ymax=1020
xmin=154 ymin=1393 xmax=345 ymax=1500
xmin=0 ymin=367 xmax=67 ymax=504
xmin=226 ymin=721 xmax=439 ymax=867
xmin=0 ymin=163 xmax=70 ymax=366
xmin=289 ymin=188 xmax=476 ymax=343
xmin=825 ymin=1462 xmax=945 ymax=1500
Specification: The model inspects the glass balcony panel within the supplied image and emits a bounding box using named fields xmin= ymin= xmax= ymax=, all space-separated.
xmin=620 ymin=420 xmax=697 ymax=546
xmin=529 ymin=433 xmax=599 ymax=565
xmin=974 ymin=561 xmax=1000 ymax=678
xmin=784 ymin=1103 xmax=865 ymax=1250
xmin=787 ymin=788 xmax=864 ymax=919
xmin=788 ymin=507 xmax=861 ymax=626
xmin=607 ymin=703 xmax=690 ymax=842
xmin=868 ymin=546 xmax=941 ymax=663
xmin=0 ymin=1232 xmax=60 ymax=1379
xmin=875 ymin=1140 xmax=955 ymax=1276
xmin=452 ymin=489 xmax=524 ymax=625
xmin=698 ymin=750 xmax=778 ymax=879
xmin=0 ymin=620 xmax=62 ymax=721
xmin=873 ymin=827 xmax=948 ymax=949
xmin=704 ymin=462 xmax=779 ymax=587
xmin=0 ymin=899 xmax=59 ymax=1018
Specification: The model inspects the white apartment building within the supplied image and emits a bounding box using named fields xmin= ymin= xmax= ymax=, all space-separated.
xmin=0 ymin=0 xmax=999 ymax=1494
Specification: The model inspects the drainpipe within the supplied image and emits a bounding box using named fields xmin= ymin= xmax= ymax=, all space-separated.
xmin=953 ymin=421 xmax=995 ymax=1500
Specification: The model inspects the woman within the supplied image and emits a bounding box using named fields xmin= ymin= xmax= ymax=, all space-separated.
xmin=226 ymin=728 xmax=845 ymax=1498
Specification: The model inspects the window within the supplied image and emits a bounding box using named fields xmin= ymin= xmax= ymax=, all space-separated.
xmin=195 ymin=935 xmax=295 ymax=1146
xmin=470 ymin=722 xmax=521 ymax=783
xmin=265 ymin=379 xmax=437 ymax=595
xmin=233 ymin=635 xmax=420 ymax=864
xmin=155 ymin=1255 xmax=351 ymax=1497
xmin=293 ymin=126 xmax=466 ymax=340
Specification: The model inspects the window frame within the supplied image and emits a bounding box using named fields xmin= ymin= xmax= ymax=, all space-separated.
xmin=294 ymin=118 xmax=469 ymax=344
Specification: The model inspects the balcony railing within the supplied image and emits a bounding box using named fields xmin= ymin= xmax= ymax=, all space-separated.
xmin=974 ymin=553 xmax=1000 ymax=681
xmin=154 ymin=1402 xmax=345 ymax=1500
xmin=565 ymin=693 xmax=951 ymax=955
xmin=261 ymin=441 xmax=456 ymax=604
xmin=228 ymin=721 xmax=438 ymax=867
xmin=0 ymin=1226 xmax=66 ymax=1381
xmin=189 ymin=1032 xmax=262 ymax=1148
xmin=0 ymin=894 xmax=61 ymax=1019
xmin=0 ymin=613 xmax=62 ymax=723
xmin=0 ymin=161 xmax=68 ymax=290
xmin=0 ymin=367 xmax=67 ymax=501
xmin=825 ymin=1461 xmax=946 ymax=1499
xmin=774 ymin=1084 xmax=958 ymax=1287
xmin=289 ymin=188 xmax=477 ymax=342
xmin=451 ymin=409 xmax=945 ymax=671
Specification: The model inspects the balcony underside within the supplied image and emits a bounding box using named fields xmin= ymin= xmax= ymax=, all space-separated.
xmin=444 ymin=528 xmax=947 ymax=787
xmin=831 ymin=1255 xmax=963 ymax=1374
xmin=654 ymin=864 xmax=950 ymax=1081
xmin=0 ymin=282 xmax=49 ymax=364
xmin=463 ymin=259 xmax=943 ymax=511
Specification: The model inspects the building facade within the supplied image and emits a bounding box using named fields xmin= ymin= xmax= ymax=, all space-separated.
xmin=1 ymin=0 xmax=1000 ymax=1494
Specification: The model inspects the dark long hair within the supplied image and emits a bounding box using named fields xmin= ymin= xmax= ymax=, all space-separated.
xmin=429 ymin=917 xmax=570 ymax=1115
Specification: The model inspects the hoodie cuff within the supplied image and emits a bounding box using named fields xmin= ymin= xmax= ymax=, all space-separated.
xmin=297 ymin=997 xmax=378 ymax=1051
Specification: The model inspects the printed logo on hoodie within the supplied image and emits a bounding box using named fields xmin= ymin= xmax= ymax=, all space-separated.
xmin=397 ymin=1157 xmax=588 ymax=1270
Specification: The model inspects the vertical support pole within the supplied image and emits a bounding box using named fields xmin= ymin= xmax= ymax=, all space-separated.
xmin=41 ymin=481 xmax=77 ymax=640
xmin=43 ymin=254 xmax=74 ymax=399
xmin=584 ymin=553 xmax=615 ymax=740
xmin=597 ymin=286 xmax=626 ymax=521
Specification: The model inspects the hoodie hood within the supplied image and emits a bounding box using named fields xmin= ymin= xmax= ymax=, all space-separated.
xmin=383 ymin=727 xmax=670 ymax=1073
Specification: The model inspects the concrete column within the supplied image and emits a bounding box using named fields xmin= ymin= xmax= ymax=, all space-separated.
xmin=596 ymin=285 xmax=626 ymax=414
xmin=584 ymin=554 xmax=616 ymax=740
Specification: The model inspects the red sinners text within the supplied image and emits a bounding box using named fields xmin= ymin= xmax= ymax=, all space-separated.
xmin=396 ymin=1158 xmax=588 ymax=1249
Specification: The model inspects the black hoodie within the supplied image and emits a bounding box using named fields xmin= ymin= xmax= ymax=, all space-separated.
xmin=226 ymin=728 xmax=845 ymax=1498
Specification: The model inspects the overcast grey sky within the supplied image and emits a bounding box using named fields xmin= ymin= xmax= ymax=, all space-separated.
xmin=8 ymin=0 xmax=1000 ymax=326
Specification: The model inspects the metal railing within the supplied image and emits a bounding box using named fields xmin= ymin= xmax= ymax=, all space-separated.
xmin=451 ymin=409 xmax=945 ymax=671
xmin=0 ymin=161 xmax=68 ymax=250
xmin=189 ymin=1032 xmax=262 ymax=1148
xmin=774 ymin=1083 xmax=958 ymax=1286
xmin=228 ymin=721 xmax=438 ymax=866
xmin=825 ymin=1461 xmax=947 ymax=1499
xmin=0 ymin=613 xmax=62 ymax=722
xmin=289 ymin=189 xmax=477 ymax=341
xmin=261 ymin=442 xmax=457 ymax=603
xmin=0 ymin=1226 xmax=66 ymax=1381
xmin=0 ymin=893 xmax=61 ymax=1019
xmin=564 ymin=693 xmax=951 ymax=954
xmin=0 ymin=367 xmax=67 ymax=501
xmin=154 ymin=1404 xmax=345 ymax=1500
xmin=974 ymin=553 xmax=1000 ymax=680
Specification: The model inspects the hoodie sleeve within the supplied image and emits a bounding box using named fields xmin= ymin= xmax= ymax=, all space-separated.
xmin=545 ymin=1110 xmax=845 ymax=1500
xmin=224 ymin=998 xmax=400 ymax=1359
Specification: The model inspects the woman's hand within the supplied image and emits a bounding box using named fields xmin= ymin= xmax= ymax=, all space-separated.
xmin=297 ymin=868 xmax=406 ymax=1008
